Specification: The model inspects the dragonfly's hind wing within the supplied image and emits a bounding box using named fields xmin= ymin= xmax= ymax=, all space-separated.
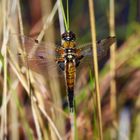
xmin=8 ymin=34 xmax=62 ymax=75
xmin=78 ymin=36 xmax=116 ymax=61
xmin=76 ymin=36 xmax=116 ymax=72
xmin=96 ymin=36 xmax=116 ymax=60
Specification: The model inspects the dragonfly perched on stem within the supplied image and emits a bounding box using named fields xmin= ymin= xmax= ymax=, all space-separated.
xmin=9 ymin=31 xmax=115 ymax=112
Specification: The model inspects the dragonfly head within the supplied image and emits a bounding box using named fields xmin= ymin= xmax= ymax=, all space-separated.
xmin=62 ymin=31 xmax=76 ymax=41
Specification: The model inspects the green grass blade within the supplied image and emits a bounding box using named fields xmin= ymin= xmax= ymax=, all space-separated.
xmin=60 ymin=0 xmax=69 ymax=32
xmin=66 ymin=0 xmax=70 ymax=31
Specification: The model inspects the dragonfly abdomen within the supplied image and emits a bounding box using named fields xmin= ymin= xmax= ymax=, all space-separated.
xmin=65 ymin=61 xmax=76 ymax=88
xmin=65 ymin=61 xmax=76 ymax=112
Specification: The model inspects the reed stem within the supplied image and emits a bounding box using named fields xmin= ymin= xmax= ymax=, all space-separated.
xmin=109 ymin=0 xmax=117 ymax=121
xmin=60 ymin=0 xmax=69 ymax=32
xmin=88 ymin=0 xmax=103 ymax=139
xmin=0 ymin=0 xmax=9 ymax=139
xmin=66 ymin=0 xmax=69 ymax=31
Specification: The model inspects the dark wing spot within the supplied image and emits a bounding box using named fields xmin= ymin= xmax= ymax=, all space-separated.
xmin=97 ymin=40 xmax=101 ymax=44
xmin=38 ymin=55 xmax=45 ymax=59
xmin=107 ymin=36 xmax=116 ymax=39
xmin=35 ymin=39 xmax=39 ymax=43
xmin=17 ymin=53 xmax=21 ymax=56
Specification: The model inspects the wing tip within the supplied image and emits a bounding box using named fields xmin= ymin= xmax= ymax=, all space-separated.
xmin=108 ymin=36 xmax=116 ymax=39
xmin=107 ymin=36 xmax=116 ymax=44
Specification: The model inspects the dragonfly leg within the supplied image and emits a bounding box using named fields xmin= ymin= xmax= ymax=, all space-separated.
xmin=55 ymin=57 xmax=64 ymax=61
xmin=56 ymin=48 xmax=65 ymax=55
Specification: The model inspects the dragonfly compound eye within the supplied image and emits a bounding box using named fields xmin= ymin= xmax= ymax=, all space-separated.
xmin=62 ymin=31 xmax=76 ymax=41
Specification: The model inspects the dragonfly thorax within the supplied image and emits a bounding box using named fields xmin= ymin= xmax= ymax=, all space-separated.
xmin=64 ymin=48 xmax=76 ymax=61
xmin=63 ymin=41 xmax=76 ymax=48
xmin=66 ymin=54 xmax=75 ymax=61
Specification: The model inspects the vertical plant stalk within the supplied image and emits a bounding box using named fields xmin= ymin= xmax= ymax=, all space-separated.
xmin=69 ymin=112 xmax=78 ymax=140
xmin=66 ymin=0 xmax=69 ymax=31
xmin=59 ymin=0 xmax=69 ymax=32
xmin=63 ymin=0 xmax=77 ymax=139
xmin=109 ymin=0 xmax=117 ymax=121
xmin=58 ymin=1 xmax=78 ymax=139
xmin=1 ymin=35 xmax=8 ymax=140
xmin=60 ymin=0 xmax=77 ymax=139
xmin=88 ymin=0 xmax=103 ymax=140
xmin=41 ymin=0 xmax=65 ymax=138
xmin=17 ymin=0 xmax=24 ymax=36
xmin=0 ymin=0 xmax=9 ymax=139
xmin=58 ymin=1 xmax=77 ymax=139
xmin=57 ymin=0 xmax=65 ymax=34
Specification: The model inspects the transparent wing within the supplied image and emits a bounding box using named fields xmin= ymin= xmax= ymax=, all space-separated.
xmin=78 ymin=36 xmax=116 ymax=61
xmin=8 ymin=34 xmax=116 ymax=75
xmin=8 ymin=34 xmax=62 ymax=74
xmin=75 ymin=36 xmax=116 ymax=73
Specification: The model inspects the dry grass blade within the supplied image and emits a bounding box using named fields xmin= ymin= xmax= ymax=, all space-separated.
xmin=57 ymin=0 xmax=65 ymax=34
xmin=36 ymin=1 xmax=58 ymax=42
xmin=31 ymin=96 xmax=43 ymax=140
xmin=133 ymin=93 xmax=140 ymax=139
xmin=17 ymin=0 xmax=24 ymax=36
xmin=10 ymin=1 xmax=64 ymax=138
xmin=41 ymin=0 xmax=66 ymax=137
xmin=109 ymin=0 xmax=117 ymax=123
xmin=17 ymin=1 xmax=43 ymax=139
xmin=69 ymin=112 xmax=77 ymax=140
xmin=38 ymin=105 xmax=63 ymax=140
xmin=9 ymin=55 xmax=62 ymax=140
xmin=88 ymin=0 xmax=103 ymax=140
xmin=0 ymin=0 xmax=10 ymax=139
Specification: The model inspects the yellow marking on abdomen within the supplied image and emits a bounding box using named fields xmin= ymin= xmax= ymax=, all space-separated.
xmin=65 ymin=61 xmax=76 ymax=89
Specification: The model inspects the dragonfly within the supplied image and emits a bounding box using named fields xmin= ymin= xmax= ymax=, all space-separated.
xmin=10 ymin=31 xmax=116 ymax=112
